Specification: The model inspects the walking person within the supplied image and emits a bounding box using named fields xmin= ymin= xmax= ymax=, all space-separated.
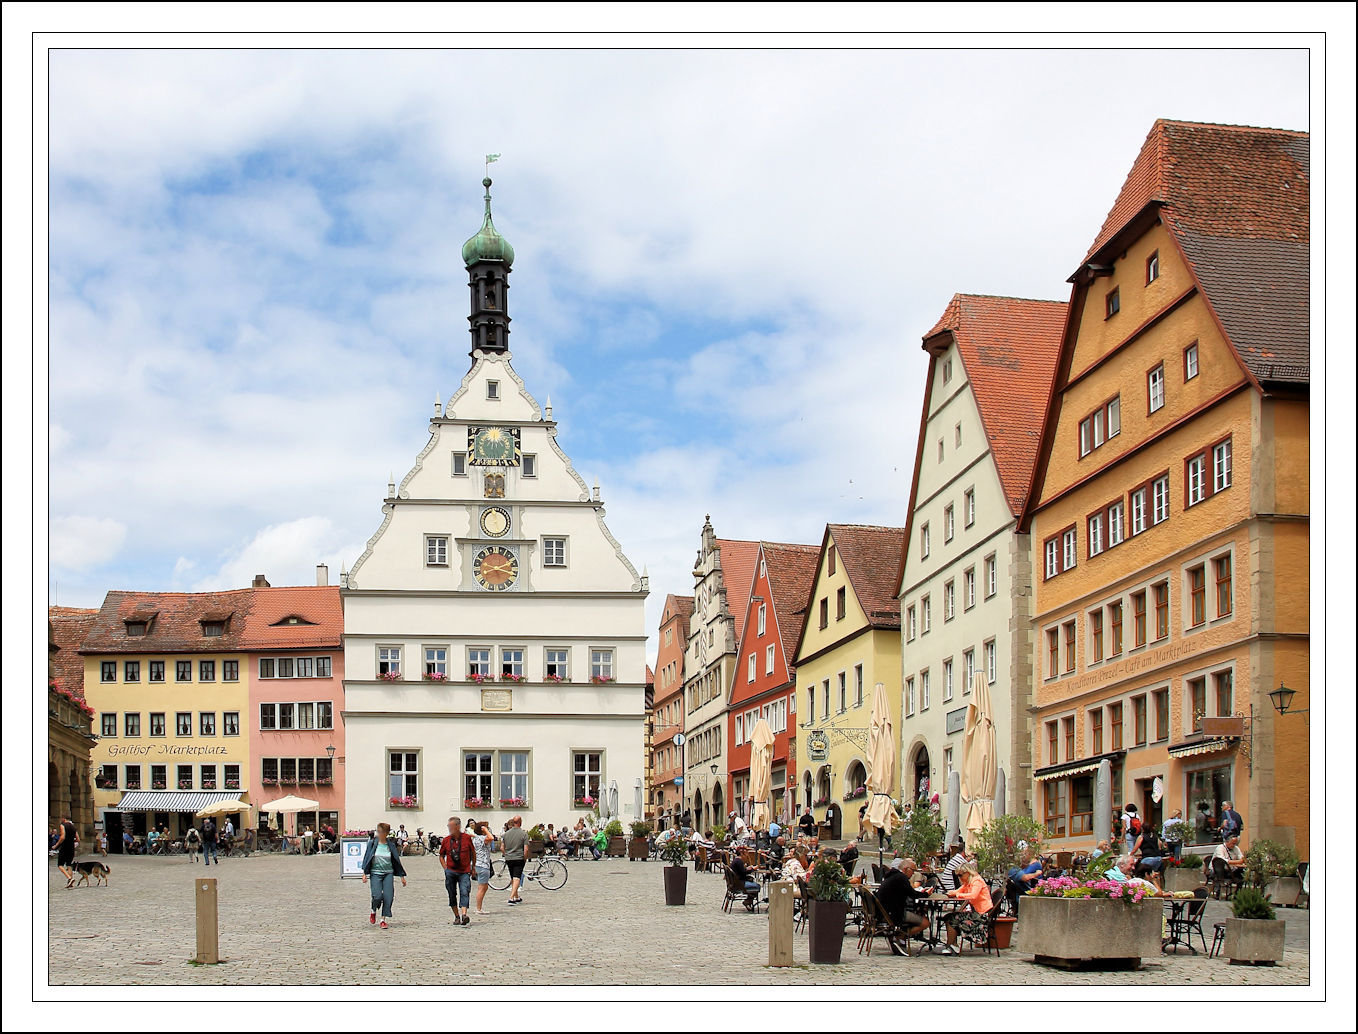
xmin=200 ymin=815 xmax=220 ymax=865
xmin=361 ymin=823 xmax=407 ymax=929
xmin=55 ymin=815 xmax=78 ymax=888
xmin=440 ymin=817 xmax=475 ymax=926
xmin=502 ymin=815 xmax=527 ymax=905
xmin=472 ymin=822 xmax=495 ymax=915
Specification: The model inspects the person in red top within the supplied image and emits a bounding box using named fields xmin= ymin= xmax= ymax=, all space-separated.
xmin=440 ymin=817 xmax=476 ymax=926
xmin=941 ymin=864 xmax=994 ymax=954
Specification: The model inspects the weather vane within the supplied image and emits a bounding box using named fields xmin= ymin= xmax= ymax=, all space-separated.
xmin=485 ymin=153 xmax=501 ymax=179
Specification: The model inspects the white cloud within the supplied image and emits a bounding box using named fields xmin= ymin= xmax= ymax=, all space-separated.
xmin=191 ymin=516 xmax=364 ymax=592
xmin=50 ymin=516 xmax=127 ymax=571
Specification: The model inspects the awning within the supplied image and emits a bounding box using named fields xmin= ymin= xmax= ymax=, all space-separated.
xmin=114 ymin=790 xmax=250 ymax=813
xmin=1168 ymin=738 xmax=1234 ymax=759
xmin=1034 ymin=750 xmax=1126 ymax=782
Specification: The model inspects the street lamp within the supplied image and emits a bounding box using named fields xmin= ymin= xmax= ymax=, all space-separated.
xmin=1269 ymin=682 xmax=1308 ymax=716
xmin=326 ymin=743 xmax=337 ymax=760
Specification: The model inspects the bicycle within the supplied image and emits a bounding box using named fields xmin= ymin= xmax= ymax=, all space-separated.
xmin=488 ymin=855 xmax=568 ymax=892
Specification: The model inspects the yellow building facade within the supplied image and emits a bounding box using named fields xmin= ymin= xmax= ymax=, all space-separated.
xmin=792 ymin=525 xmax=903 ymax=840
xmin=81 ymin=590 xmax=255 ymax=847
xmin=1022 ymin=120 xmax=1309 ymax=856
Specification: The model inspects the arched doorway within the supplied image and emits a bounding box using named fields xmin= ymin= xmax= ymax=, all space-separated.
xmin=48 ymin=761 xmax=60 ymax=826
xmin=844 ymin=759 xmax=867 ymax=798
xmin=817 ymin=766 xmax=832 ymax=808
xmin=691 ymin=789 xmax=703 ymax=830
xmin=910 ymin=746 xmax=931 ymax=802
xmin=802 ymin=770 xmax=813 ymax=813
xmin=711 ymin=782 xmax=724 ymax=829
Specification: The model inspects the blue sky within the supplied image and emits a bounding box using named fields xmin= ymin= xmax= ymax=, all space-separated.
xmin=45 ymin=48 xmax=1310 ymax=652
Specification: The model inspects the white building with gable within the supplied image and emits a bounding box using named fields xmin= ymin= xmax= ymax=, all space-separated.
xmin=342 ymin=178 xmax=649 ymax=830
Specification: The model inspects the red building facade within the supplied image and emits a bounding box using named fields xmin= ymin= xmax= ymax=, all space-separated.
xmin=726 ymin=542 xmax=819 ymax=825
xmin=649 ymin=594 xmax=693 ymax=817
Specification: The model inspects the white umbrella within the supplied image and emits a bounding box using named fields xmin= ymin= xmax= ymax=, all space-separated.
xmin=194 ymin=799 xmax=249 ymax=818
xmin=865 ymin=682 xmax=900 ymax=866
xmin=962 ymin=671 xmax=998 ymax=836
xmin=597 ymin=786 xmax=610 ymax=821
xmin=608 ymin=780 xmax=619 ymax=823
xmin=748 ymin=718 xmax=775 ymax=831
xmin=634 ymin=778 xmax=644 ymax=826
xmin=255 ymin=794 xmax=320 ymax=812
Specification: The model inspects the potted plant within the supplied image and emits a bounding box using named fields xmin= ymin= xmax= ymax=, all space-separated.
xmin=526 ymin=825 xmax=546 ymax=858
xmin=628 ymin=821 xmax=652 ymax=861
xmin=972 ymin=814 xmax=1046 ymax=879
xmin=890 ymin=801 xmax=946 ymax=863
xmin=806 ymin=859 xmax=852 ymax=964
xmin=661 ymin=833 xmax=689 ymax=905
xmin=1164 ymin=851 xmax=1207 ymax=893
xmin=1223 ymin=886 xmax=1285 ymax=965
xmin=604 ymin=819 xmax=626 ymax=857
xmin=711 ymin=823 xmax=728 ymax=846
xmin=1245 ymin=839 xmax=1301 ymax=906
xmin=1016 ymin=875 xmax=1161 ymax=967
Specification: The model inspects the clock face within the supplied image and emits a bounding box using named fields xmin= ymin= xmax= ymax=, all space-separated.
xmin=468 ymin=425 xmax=521 ymax=467
xmin=480 ymin=506 xmax=511 ymax=538
xmin=473 ymin=546 xmax=519 ymax=591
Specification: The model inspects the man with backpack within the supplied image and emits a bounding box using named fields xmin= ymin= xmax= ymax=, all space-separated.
xmin=201 ymin=816 xmax=219 ymax=865
xmin=1121 ymin=803 xmax=1141 ymax=853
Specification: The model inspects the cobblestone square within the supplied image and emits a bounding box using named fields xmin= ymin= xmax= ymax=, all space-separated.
xmin=47 ymin=853 xmax=1309 ymax=987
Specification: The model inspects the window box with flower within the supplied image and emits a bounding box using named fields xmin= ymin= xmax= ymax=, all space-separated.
xmin=573 ymin=796 xmax=596 ymax=809
xmin=464 ymin=797 xmax=489 ymax=809
xmin=543 ymin=673 xmax=567 ymax=683
xmin=151 ymin=780 xmax=167 ymax=790
xmin=178 ymin=780 xmax=193 ymax=790
xmin=500 ymin=797 xmax=528 ymax=808
xmin=224 ymin=778 xmax=240 ymax=790
xmin=261 ymin=777 xmax=278 ymax=786
xmin=316 ymin=776 xmax=333 ymax=785
xmin=202 ymin=780 xmax=216 ymax=790
xmin=389 ymin=795 xmax=418 ymax=809
xmin=422 ymin=671 xmax=449 ymax=682
xmin=589 ymin=675 xmax=615 ymax=684
xmin=813 ymin=796 xmax=830 ymax=807
xmin=466 ymin=672 xmax=492 ymax=684
xmin=377 ymin=670 xmax=403 ymax=682
xmin=499 ymin=672 xmax=527 ymax=683
xmin=844 ymin=785 xmax=867 ymax=802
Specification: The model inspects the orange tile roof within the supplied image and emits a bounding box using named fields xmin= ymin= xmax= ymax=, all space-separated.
xmin=1084 ymin=119 xmax=1309 ymax=383
xmin=80 ymin=589 xmax=255 ymax=654
xmin=715 ymin=539 xmax=761 ymax=625
xmin=829 ymin=524 xmax=905 ymax=629
xmin=925 ymin=294 xmax=1068 ymax=516
xmin=758 ymin=542 xmax=821 ymax=665
xmin=49 ymin=606 xmax=97 ymax=701
xmin=240 ymin=586 xmax=343 ymax=650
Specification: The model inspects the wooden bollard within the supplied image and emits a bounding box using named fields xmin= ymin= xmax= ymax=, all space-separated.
xmin=195 ymin=877 xmax=219 ymax=964
xmin=768 ymin=879 xmax=794 ymax=967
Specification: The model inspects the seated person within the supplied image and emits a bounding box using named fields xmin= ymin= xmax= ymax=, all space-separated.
xmin=1088 ymin=838 xmax=1111 ymax=860
xmin=1106 ymin=854 xmax=1167 ymax=894
xmin=780 ymin=847 xmax=810 ymax=898
xmin=942 ymin=864 xmax=994 ymax=954
xmin=555 ymin=829 xmax=572 ymax=855
xmin=1008 ymin=847 xmax=1044 ymax=902
xmin=122 ymin=830 xmax=137 ymax=854
xmin=689 ymin=828 xmax=715 ymax=849
xmin=764 ymin=835 xmax=787 ymax=866
xmin=941 ymin=842 xmax=970 ymax=892
xmin=729 ymin=855 xmax=761 ymax=911
xmin=839 ymin=840 xmax=860 ymax=874
xmin=1212 ymin=836 xmax=1247 ymax=886
xmin=875 ymin=857 xmax=930 ymax=947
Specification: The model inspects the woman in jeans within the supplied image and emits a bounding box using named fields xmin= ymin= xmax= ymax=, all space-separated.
xmin=361 ymin=822 xmax=408 ymax=929
xmin=472 ymin=822 xmax=495 ymax=915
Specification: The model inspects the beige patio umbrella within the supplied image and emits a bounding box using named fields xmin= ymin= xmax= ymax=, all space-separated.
xmin=194 ymin=799 xmax=249 ymax=818
xmin=748 ymin=717 xmax=775 ymax=831
xmin=864 ymin=681 xmax=899 ymax=864
xmin=256 ymin=793 xmax=321 ymax=837
xmin=962 ymin=670 xmax=998 ymax=837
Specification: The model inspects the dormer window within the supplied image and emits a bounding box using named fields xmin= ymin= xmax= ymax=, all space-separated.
xmin=270 ymin=614 xmax=316 ymax=627
xmin=125 ymin=621 xmax=147 ymax=637
xmin=202 ymin=622 xmax=225 ymax=637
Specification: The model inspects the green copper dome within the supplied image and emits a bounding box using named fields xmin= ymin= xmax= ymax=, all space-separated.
xmin=461 ymin=177 xmax=515 ymax=266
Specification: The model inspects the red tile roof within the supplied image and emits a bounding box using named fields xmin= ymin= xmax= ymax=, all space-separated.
xmin=715 ymin=539 xmax=761 ymax=625
xmin=49 ymin=607 xmax=97 ymax=701
xmin=925 ymin=294 xmax=1067 ymax=516
xmin=1084 ymin=119 xmax=1309 ymax=383
xmin=80 ymin=589 xmax=255 ymax=655
xmin=239 ymin=586 xmax=342 ymax=650
xmin=829 ymin=524 xmax=905 ymax=629
xmin=759 ymin=542 xmax=821 ymax=665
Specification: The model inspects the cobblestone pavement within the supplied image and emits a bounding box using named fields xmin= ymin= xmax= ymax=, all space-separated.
xmin=47 ymin=854 xmax=1310 ymax=986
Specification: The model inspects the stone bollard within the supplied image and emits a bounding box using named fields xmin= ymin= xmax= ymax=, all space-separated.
xmin=195 ymin=877 xmax=219 ymax=964
xmin=768 ymin=880 xmax=795 ymax=967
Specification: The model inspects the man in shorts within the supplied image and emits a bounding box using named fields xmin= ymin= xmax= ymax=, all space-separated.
xmin=502 ymin=815 xmax=527 ymax=905
xmin=55 ymin=815 xmax=78 ymax=887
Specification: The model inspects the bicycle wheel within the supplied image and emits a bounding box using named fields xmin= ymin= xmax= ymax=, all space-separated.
xmin=534 ymin=858 xmax=568 ymax=891
xmin=488 ymin=860 xmax=511 ymax=891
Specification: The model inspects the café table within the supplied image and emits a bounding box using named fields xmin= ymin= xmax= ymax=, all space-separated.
xmin=915 ymin=894 xmax=968 ymax=951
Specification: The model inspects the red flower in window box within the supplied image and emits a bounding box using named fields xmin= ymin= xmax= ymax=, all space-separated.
xmin=388 ymin=795 xmax=418 ymax=809
xmin=466 ymin=672 xmax=491 ymax=684
xmin=463 ymin=797 xmax=489 ymax=809
xmin=543 ymin=673 xmax=566 ymax=683
xmin=179 ymin=780 xmax=193 ymax=789
xmin=422 ymin=671 xmax=448 ymax=682
xmin=589 ymin=675 xmax=615 ymax=684
xmin=377 ymin=670 xmax=403 ymax=682
xmin=498 ymin=672 xmax=527 ymax=683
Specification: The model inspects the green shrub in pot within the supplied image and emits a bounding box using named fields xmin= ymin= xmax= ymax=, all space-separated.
xmin=1231 ymin=886 xmax=1277 ymax=921
xmin=807 ymin=859 xmax=852 ymax=902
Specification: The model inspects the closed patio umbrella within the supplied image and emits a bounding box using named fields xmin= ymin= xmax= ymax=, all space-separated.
xmin=748 ymin=717 xmax=775 ymax=831
xmin=962 ymin=671 xmax=998 ymax=837
xmin=597 ymin=785 xmax=611 ymax=822
xmin=864 ymin=682 xmax=899 ymax=866
xmin=634 ymin=778 xmax=644 ymax=826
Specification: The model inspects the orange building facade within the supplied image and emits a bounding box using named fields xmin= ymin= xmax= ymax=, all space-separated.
xmin=649 ymin=594 xmax=693 ymax=818
xmin=1022 ymin=121 xmax=1310 ymax=857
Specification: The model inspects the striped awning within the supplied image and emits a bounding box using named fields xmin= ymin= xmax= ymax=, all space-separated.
xmin=1168 ymin=738 xmax=1234 ymax=759
xmin=113 ymin=790 xmax=250 ymax=813
xmin=1033 ymin=749 xmax=1127 ymax=782
xmin=1034 ymin=760 xmax=1102 ymax=782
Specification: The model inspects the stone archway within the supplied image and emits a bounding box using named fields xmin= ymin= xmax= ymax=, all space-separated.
xmin=692 ymin=789 xmax=704 ymax=829
xmin=844 ymin=758 xmax=868 ymax=798
xmin=802 ymin=770 xmax=813 ymax=811
xmin=817 ymin=765 xmax=832 ymax=807
xmin=909 ymin=743 xmax=932 ymax=801
xmin=711 ymin=782 xmax=724 ymax=829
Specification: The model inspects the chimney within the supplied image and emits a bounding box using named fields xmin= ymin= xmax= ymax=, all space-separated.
xmin=316 ymin=563 xmax=329 ymax=586
xmin=252 ymin=574 xmax=271 ymax=588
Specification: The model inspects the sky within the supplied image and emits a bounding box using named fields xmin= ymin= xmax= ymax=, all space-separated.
xmin=44 ymin=47 xmax=1311 ymax=658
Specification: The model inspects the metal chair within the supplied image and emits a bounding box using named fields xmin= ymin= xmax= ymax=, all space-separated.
xmin=1209 ymin=921 xmax=1227 ymax=958
xmin=721 ymin=866 xmax=760 ymax=913
xmin=857 ymin=889 xmax=912 ymax=957
xmin=1163 ymin=889 xmax=1210 ymax=954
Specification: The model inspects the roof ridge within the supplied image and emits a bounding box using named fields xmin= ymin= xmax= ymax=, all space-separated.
xmin=1153 ymin=117 xmax=1307 ymax=136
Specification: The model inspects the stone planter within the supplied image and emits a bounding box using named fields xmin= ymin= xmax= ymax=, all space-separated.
xmin=1224 ymin=917 xmax=1285 ymax=965
xmin=1165 ymin=868 xmax=1206 ymax=893
xmin=1263 ymin=876 xmax=1301 ymax=907
xmin=663 ymin=865 xmax=688 ymax=905
xmin=1016 ymin=895 xmax=1162 ymax=969
xmin=807 ymin=900 xmax=850 ymax=964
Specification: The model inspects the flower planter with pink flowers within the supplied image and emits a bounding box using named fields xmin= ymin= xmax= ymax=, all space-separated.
xmin=422 ymin=671 xmax=449 ymax=682
xmin=377 ymin=670 xmax=403 ymax=682
xmin=499 ymin=673 xmax=527 ymax=683
xmin=1016 ymin=878 xmax=1162 ymax=968
xmin=464 ymin=798 xmax=489 ymax=809
xmin=388 ymin=795 xmax=418 ymax=809
xmin=500 ymin=797 xmax=528 ymax=808
xmin=466 ymin=672 xmax=492 ymax=684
